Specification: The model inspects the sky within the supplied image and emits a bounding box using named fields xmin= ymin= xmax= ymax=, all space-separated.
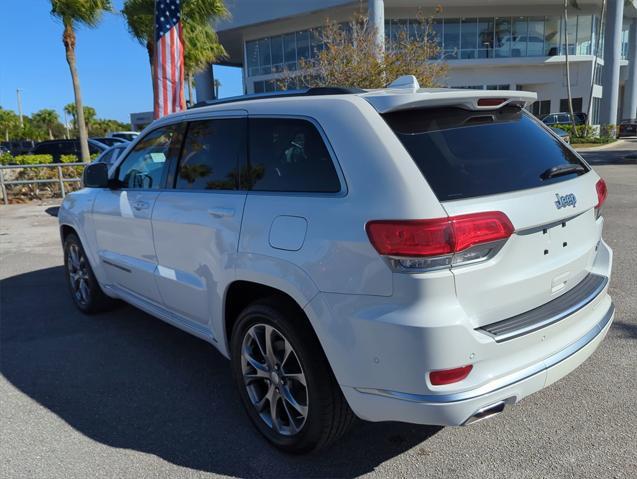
xmin=0 ymin=0 xmax=243 ymax=124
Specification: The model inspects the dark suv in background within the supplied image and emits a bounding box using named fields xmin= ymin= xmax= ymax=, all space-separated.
xmin=541 ymin=112 xmax=587 ymax=126
xmin=31 ymin=139 xmax=107 ymax=163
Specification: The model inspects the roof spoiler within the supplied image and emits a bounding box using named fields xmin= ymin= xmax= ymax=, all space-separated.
xmin=364 ymin=89 xmax=538 ymax=114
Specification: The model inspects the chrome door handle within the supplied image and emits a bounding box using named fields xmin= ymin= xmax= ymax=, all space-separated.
xmin=208 ymin=207 xmax=235 ymax=218
xmin=133 ymin=200 xmax=149 ymax=211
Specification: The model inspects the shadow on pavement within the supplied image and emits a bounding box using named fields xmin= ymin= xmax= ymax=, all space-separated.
xmin=0 ymin=266 xmax=440 ymax=477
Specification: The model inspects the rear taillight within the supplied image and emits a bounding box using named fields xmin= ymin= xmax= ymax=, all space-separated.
xmin=595 ymin=178 xmax=607 ymax=211
xmin=429 ymin=365 xmax=473 ymax=386
xmin=366 ymin=211 xmax=513 ymax=270
xmin=477 ymin=98 xmax=507 ymax=107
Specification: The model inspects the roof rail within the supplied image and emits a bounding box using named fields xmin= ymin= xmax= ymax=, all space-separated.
xmin=190 ymin=87 xmax=365 ymax=109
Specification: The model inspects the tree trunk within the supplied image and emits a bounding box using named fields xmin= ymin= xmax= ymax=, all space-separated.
xmin=48 ymin=127 xmax=53 ymax=140
xmin=563 ymin=2 xmax=576 ymax=134
xmin=63 ymin=21 xmax=90 ymax=162
xmin=586 ymin=0 xmax=606 ymax=126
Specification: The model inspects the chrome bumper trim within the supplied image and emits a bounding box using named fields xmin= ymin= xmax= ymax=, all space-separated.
xmin=355 ymin=302 xmax=614 ymax=404
xmin=478 ymin=273 xmax=608 ymax=342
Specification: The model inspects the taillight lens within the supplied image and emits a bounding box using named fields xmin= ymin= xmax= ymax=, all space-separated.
xmin=366 ymin=211 xmax=514 ymax=258
xmin=451 ymin=212 xmax=514 ymax=252
xmin=595 ymin=178 xmax=607 ymax=210
xmin=430 ymin=365 xmax=473 ymax=386
xmin=477 ymin=98 xmax=507 ymax=107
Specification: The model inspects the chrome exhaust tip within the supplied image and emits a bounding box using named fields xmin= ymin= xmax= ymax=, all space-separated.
xmin=462 ymin=400 xmax=507 ymax=426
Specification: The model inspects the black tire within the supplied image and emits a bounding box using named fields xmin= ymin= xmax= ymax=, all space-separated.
xmin=230 ymin=297 xmax=355 ymax=453
xmin=63 ymin=233 xmax=115 ymax=314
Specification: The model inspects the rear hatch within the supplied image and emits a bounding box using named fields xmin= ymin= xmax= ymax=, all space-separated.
xmin=382 ymin=103 xmax=604 ymax=327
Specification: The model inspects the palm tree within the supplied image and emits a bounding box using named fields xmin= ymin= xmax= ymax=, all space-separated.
xmin=50 ymin=0 xmax=111 ymax=162
xmin=122 ymin=0 xmax=227 ymax=106
xmin=64 ymin=103 xmax=97 ymax=134
xmin=32 ymin=109 xmax=60 ymax=139
xmin=184 ymin=22 xmax=226 ymax=104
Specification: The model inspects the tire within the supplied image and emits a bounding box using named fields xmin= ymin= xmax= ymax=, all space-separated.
xmin=230 ymin=298 xmax=355 ymax=453
xmin=63 ymin=233 xmax=115 ymax=314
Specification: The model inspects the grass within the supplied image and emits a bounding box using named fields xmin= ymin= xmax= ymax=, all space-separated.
xmin=571 ymin=138 xmax=618 ymax=149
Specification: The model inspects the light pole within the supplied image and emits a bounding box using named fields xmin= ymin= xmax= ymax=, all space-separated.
xmin=16 ymin=89 xmax=24 ymax=128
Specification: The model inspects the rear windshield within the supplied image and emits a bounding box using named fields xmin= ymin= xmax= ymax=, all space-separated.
xmin=383 ymin=106 xmax=588 ymax=201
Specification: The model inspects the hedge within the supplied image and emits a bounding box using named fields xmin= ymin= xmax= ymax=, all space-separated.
xmin=0 ymin=154 xmax=53 ymax=165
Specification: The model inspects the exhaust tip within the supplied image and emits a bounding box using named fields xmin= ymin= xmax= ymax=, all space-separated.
xmin=463 ymin=400 xmax=507 ymax=426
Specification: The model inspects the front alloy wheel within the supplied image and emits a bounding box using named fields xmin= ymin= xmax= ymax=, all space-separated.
xmin=241 ymin=324 xmax=309 ymax=436
xmin=67 ymin=242 xmax=91 ymax=306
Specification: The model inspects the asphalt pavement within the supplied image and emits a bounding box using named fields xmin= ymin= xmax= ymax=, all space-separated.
xmin=1 ymin=141 xmax=636 ymax=478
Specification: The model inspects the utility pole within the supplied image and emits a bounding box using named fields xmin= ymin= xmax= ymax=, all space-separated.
xmin=16 ymin=89 xmax=24 ymax=128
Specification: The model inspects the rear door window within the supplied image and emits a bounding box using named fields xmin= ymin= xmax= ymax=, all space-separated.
xmin=247 ymin=118 xmax=341 ymax=193
xmin=383 ymin=106 xmax=588 ymax=201
xmin=175 ymin=118 xmax=246 ymax=190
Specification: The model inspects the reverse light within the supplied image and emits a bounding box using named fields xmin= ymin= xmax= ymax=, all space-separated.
xmin=430 ymin=365 xmax=473 ymax=386
xmin=366 ymin=211 xmax=514 ymax=270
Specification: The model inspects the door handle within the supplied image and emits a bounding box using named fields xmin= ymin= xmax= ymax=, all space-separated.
xmin=133 ymin=200 xmax=149 ymax=211
xmin=208 ymin=207 xmax=235 ymax=218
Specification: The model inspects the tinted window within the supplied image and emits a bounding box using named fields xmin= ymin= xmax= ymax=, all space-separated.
xmin=33 ymin=143 xmax=57 ymax=155
xmin=59 ymin=142 xmax=78 ymax=155
xmin=116 ymin=125 xmax=181 ymax=189
xmin=248 ymin=118 xmax=340 ymax=193
xmin=383 ymin=106 xmax=587 ymax=201
xmin=176 ymin=119 xmax=246 ymax=190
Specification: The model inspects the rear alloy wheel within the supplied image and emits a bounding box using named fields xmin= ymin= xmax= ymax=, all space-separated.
xmin=231 ymin=299 xmax=354 ymax=453
xmin=63 ymin=233 xmax=114 ymax=314
xmin=241 ymin=323 xmax=309 ymax=436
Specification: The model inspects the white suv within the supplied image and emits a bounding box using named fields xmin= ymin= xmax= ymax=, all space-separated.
xmin=59 ymin=79 xmax=614 ymax=453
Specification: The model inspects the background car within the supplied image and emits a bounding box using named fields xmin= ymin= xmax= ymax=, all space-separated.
xmin=542 ymin=112 xmax=587 ymax=126
xmin=618 ymin=119 xmax=637 ymax=137
xmin=91 ymin=136 xmax=129 ymax=147
xmin=92 ymin=143 xmax=128 ymax=167
xmin=107 ymin=131 xmax=139 ymax=142
xmin=31 ymin=139 xmax=108 ymax=163
xmin=0 ymin=144 xmax=11 ymax=155
xmin=1 ymin=140 xmax=35 ymax=155
xmin=550 ymin=126 xmax=570 ymax=143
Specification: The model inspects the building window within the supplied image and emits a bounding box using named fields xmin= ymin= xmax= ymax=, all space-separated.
xmin=592 ymin=97 xmax=601 ymax=124
xmin=532 ymin=100 xmax=551 ymax=118
xmin=527 ymin=17 xmax=545 ymax=56
xmin=477 ymin=17 xmax=495 ymax=58
xmin=460 ymin=17 xmax=478 ymax=59
xmin=495 ymin=17 xmax=512 ymax=58
xmin=544 ymin=17 xmax=560 ymax=56
xmin=444 ymin=19 xmax=460 ymax=59
xmin=244 ymin=14 xmax=597 ymax=84
xmin=576 ymin=15 xmax=593 ymax=55
xmin=559 ymin=97 xmax=583 ymax=112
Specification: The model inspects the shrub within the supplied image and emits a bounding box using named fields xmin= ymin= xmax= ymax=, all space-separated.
xmin=2 ymin=154 xmax=54 ymax=165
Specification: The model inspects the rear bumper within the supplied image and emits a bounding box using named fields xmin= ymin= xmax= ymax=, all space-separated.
xmin=342 ymin=302 xmax=614 ymax=426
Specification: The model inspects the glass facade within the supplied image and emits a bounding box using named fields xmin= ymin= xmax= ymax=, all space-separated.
xmin=245 ymin=14 xmax=601 ymax=93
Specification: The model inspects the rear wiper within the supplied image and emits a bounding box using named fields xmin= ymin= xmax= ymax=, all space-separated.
xmin=540 ymin=164 xmax=585 ymax=180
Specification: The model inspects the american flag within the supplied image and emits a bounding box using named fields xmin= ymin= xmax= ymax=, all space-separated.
xmin=154 ymin=0 xmax=185 ymax=119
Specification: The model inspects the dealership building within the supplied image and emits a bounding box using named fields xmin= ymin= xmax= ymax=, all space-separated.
xmin=195 ymin=0 xmax=637 ymax=124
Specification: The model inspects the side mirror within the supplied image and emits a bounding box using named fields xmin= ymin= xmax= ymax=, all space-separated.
xmin=83 ymin=162 xmax=109 ymax=188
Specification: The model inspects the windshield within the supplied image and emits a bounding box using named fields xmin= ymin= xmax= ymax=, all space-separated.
xmin=383 ymin=106 xmax=588 ymax=201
